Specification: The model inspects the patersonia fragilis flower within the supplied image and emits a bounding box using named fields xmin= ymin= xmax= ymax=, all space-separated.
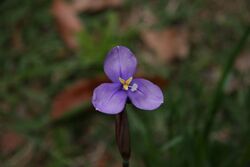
xmin=92 ymin=46 xmax=164 ymax=114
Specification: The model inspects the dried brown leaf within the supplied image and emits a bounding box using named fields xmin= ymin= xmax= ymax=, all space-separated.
xmin=51 ymin=0 xmax=83 ymax=49
xmin=12 ymin=26 xmax=24 ymax=51
xmin=121 ymin=7 xmax=157 ymax=30
xmin=141 ymin=26 xmax=189 ymax=63
xmin=0 ymin=131 xmax=25 ymax=155
xmin=235 ymin=51 xmax=250 ymax=73
xmin=71 ymin=0 xmax=123 ymax=12
xmin=212 ymin=128 xmax=230 ymax=143
xmin=51 ymin=0 xmax=123 ymax=49
xmin=51 ymin=76 xmax=108 ymax=119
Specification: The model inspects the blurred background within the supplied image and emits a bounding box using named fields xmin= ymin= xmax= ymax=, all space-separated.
xmin=0 ymin=0 xmax=250 ymax=166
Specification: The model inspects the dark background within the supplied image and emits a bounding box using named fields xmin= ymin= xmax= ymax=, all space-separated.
xmin=0 ymin=0 xmax=250 ymax=166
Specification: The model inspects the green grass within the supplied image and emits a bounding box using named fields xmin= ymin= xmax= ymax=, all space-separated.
xmin=1 ymin=0 xmax=250 ymax=166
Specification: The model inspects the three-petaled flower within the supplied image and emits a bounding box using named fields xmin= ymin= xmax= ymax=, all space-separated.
xmin=92 ymin=46 xmax=164 ymax=114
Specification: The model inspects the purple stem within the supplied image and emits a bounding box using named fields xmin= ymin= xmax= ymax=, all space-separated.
xmin=115 ymin=106 xmax=131 ymax=167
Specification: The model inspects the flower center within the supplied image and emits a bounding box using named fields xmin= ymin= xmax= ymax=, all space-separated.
xmin=119 ymin=77 xmax=138 ymax=92
xmin=119 ymin=77 xmax=132 ymax=90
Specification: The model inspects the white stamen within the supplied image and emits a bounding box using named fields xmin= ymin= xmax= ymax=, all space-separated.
xmin=130 ymin=83 xmax=138 ymax=92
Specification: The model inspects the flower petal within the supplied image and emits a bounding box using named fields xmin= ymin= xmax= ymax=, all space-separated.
xmin=128 ymin=78 xmax=164 ymax=110
xmin=104 ymin=46 xmax=137 ymax=83
xmin=92 ymin=83 xmax=127 ymax=114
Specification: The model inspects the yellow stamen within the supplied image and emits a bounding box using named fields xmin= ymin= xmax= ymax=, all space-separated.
xmin=119 ymin=77 xmax=133 ymax=90
xmin=123 ymin=84 xmax=129 ymax=90
xmin=119 ymin=77 xmax=125 ymax=84
xmin=125 ymin=77 xmax=133 ymax=85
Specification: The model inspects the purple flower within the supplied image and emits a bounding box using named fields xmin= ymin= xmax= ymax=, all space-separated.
xmin=92 ymin=46 xmax=164 ymax=114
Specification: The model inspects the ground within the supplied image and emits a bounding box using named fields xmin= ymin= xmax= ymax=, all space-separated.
xmin=0 ymin=0 xmax=250 ymax=166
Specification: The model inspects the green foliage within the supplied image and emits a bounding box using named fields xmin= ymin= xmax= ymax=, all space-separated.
xmin=1 ymin=0 xmax=250 ymax=166
xmin=77 ymin=11 xmax=139 ymax=67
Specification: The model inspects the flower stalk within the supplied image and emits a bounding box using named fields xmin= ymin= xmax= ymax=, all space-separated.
xmin=115 ymin=106 xmax=131 ymax=167
xmin=92 ymin=45 xmax=164 ymax=166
